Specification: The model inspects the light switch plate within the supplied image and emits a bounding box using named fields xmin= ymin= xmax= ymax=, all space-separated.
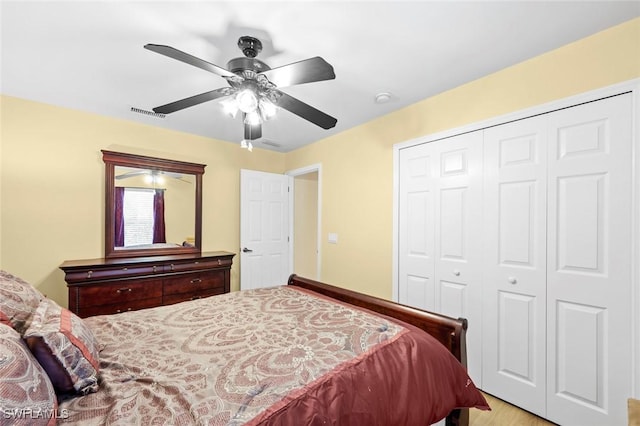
xmin=328 ymin=233 xmax=338 ymax=244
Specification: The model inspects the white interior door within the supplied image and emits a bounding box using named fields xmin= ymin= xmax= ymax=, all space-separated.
xmin=546 ymin=94 xmax=633 ymax=426
xmin=240 ymin=169 xmax=290 ymax=290
xmin=482 ymin=115 xmax=548 ymax=417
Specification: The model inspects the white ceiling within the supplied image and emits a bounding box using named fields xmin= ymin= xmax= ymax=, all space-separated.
xmin=1 ymin=1 xmax=639 ymax=152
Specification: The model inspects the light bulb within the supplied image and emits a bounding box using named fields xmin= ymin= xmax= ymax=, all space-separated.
xmin=244 ymin=111 xmax=261 ymax=126
xmin=240 ymin=139 xmax=248 ymax=149
xmin=221 ymin=98 xmax=238 ymax=118
xmin=259 ymin=99 xmax=277 ymax=121
xmin=236 ymin=89 xmax=258 ymax=113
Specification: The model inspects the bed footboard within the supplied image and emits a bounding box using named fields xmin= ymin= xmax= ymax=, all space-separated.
xmin=287 ymin=274 xmax=470 ymax=426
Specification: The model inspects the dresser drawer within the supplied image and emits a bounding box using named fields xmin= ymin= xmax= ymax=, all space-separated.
xmin=64 ymin=264 xmax=164 ymax=283
xmin=77 ymin=279 xmax=163 ymax=308
xmin=77 ymin=297 xmax=163 ymax=318
xmin=163 ymin=271 xmax=224 ymax=295
xmin=162 ymin=288 xmax=226 ymax=306
xmin=164 ymin=257 xmax=231 ymax=273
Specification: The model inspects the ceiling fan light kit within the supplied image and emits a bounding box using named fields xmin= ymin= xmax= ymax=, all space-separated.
xmin=143 ymin=35 xmax=337 ymax=150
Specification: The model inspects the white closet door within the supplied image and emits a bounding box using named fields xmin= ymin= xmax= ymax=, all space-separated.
xmin=546 ymin=94 xmax=633 ymax=426
xmin=398 ymin=143 xmax=435 ymax=310
xmin=398 ymin=132 xmax=484 ymax=383
xmin=432 ymin=132 xmax=484 ymax=383
xmin=482 ymin=116 xmax=548 ymax=416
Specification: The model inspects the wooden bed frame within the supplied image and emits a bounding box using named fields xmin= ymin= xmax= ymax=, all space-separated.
xmin=288 ymin=274 xmax=470 ymax=426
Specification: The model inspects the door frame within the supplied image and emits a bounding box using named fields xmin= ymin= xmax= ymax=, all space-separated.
xmin=392 ymin=78 xmax=640 ymax=397
xmin=286 ymin=163 xmax=322 ymax=281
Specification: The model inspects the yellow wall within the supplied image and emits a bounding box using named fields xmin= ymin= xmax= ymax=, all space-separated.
xmin=1 ymin=18 xmax=638 ymax=305
xmin=0 ymin=97 xmax=284 ymax=305
xmin=293 ymin=172 xmax=318 ymax=278
xmin=285 ymin=17 xmax=640 ymax=299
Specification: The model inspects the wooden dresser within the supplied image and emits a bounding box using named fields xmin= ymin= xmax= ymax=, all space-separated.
xmin=60 ymin=251 xmax=234 ymax=318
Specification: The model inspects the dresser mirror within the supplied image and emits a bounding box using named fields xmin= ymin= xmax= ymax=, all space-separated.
xmin=103 ymin=150 xmax=205 ymax=259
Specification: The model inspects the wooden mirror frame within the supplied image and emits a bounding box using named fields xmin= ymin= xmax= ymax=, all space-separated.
xmin=103 ymin=150 xmax=205 ymax=259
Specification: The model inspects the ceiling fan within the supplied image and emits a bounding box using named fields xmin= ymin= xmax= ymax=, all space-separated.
xmin=144 ymin=36 xmax=337 ymax=144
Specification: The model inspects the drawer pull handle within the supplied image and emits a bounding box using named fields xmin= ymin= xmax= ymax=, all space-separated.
xmin=116 ymin=288 xmax=132 ymax=293
xmin=170 ymin=264 xmax=175 ymax=271
xmin=190 ymin=278 xmax=202 ymax=284
xmin=122 ymin=267 xmax=128 ymax=271
xmin=116 ymin=308 xmax=132 ymax=313
xmin=87 ymin=271 xmax=93 ymax=279
xmin=153 ymin=265 xmax=157 ymax=273
xmin=191 ymin=296 xmax=202 ymax=301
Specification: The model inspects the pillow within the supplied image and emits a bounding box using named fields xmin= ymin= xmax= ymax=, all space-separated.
xmin=0 ymin=270 xmax=45 ymax=334
xmin=23 ymin=298 xmax=100 ymax=395
xmin=0 ymin=324 xmax=58 ymax=425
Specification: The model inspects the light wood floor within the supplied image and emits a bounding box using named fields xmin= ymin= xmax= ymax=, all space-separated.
xmin=469 ymin=392 xmax=557 ymax=426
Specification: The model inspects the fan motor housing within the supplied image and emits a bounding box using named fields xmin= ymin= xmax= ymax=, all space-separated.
xmin=227 ymin=57 xmax=271 ymax=75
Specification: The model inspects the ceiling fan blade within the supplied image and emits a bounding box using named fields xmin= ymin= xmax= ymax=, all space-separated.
xmin=115 ymin=170 xmax=150 ymax=180
xmin=260 ymin=57 xmax=335 ymax=88
xmin=274 ymin=91 xmax=337 ymax=130
xmin=144 ymin=44 xmax=236 ymax=78
xmin=153 ymin=88 xmax=232 ymax=114
xmin=244 ymin=118 xmax=262 ymax=140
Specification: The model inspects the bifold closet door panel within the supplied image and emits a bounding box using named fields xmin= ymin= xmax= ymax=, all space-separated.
xmin=431 ymin=131 xmax=484 ymax=384
xmin=546 ymin=93 xmax=633 ymax=426
xmin=398 ymin=131 xmax=484 ymax=384
xmin=398 ymin=143 xmax=436 ymax=311
xmin=481 ymin=115 xmax=548 ymax=417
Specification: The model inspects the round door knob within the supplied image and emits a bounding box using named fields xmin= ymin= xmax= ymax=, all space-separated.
xmin=453 ymin=270 xmax=461 ymax=276
xmin=508 ymin=277 xmax=517 ymax=284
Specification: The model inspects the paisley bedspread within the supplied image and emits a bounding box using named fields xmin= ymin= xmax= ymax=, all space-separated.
xmin=58 ymin=286 xmax=488 ymax=425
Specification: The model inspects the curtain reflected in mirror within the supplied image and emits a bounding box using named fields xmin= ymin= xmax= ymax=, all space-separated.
xmin=103 ymin=150 xmax=204 ymax=259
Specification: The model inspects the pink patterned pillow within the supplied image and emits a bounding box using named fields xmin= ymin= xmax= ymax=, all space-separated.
xmin=0 ymin=270 xmax=44 ymax=334
xmin=23 ymin=299 xmax=100 ymax=395
xmin=0 ymin=324 xmax=58 ymax=425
